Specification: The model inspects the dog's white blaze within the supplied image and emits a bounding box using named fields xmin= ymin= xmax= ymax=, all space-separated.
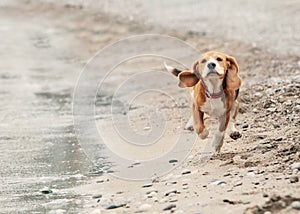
xmin=200 ymin=98 xmax=226 ymax=118
xmin=203 ymin=57 xmax=224 ymax=78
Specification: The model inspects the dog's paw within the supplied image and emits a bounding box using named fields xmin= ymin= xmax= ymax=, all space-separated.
xmin=230 ymin=131 xmax=242 ymax=140
xmin=199 ymin=128 xmax=209 ymax=139
xmin=184 ymin=125 xmax=194 ymax=131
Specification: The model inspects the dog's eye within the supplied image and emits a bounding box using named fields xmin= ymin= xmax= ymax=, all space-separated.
xmin=201 ymin=59 xmax=206 ymax=63
xmin=216 ymin=57 xmax=223 ymax=62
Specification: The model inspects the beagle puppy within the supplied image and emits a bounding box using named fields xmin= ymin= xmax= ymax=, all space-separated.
xmin=165 ymin=51 xmax=242 ymax=152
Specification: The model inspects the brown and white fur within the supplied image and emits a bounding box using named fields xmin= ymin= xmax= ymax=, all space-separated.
xmin=165 ymin=51 xmax=242 ymax=152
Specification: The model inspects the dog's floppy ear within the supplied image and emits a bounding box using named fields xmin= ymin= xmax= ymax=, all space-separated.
xmin=178 ymin=61 xmax=199 ymax=88
xmin=226 ymin=55 xmax=241 ymax=90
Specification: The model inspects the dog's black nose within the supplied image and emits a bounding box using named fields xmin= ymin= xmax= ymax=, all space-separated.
xmin=207 ymin=62 xmax=216 ymax=69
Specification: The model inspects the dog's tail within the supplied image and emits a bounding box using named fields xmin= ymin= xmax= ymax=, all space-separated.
xmin=164 ymin=62 xmax=182 ymax=77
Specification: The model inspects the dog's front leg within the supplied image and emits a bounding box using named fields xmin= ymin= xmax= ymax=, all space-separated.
xmin=228 ymin=100 xmax=242 ymax=140
xmin=211 ymin=112 xmax=230 ymax=152
xmin=193 ymin=103 xmax=208 ymax=139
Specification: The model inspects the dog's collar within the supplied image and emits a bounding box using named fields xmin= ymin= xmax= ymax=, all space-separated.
xmin=194 ymin=72 xmax=227 ymax=99
xmin=201 ymin=80 xmax=227 ymax=99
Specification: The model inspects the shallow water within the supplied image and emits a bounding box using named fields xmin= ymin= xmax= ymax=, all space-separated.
xmin=0 ymin=7 xmax=98 ymax=213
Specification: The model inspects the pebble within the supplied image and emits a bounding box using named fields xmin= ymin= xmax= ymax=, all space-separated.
xmin=252 ymin=108 xmax=259 ymax=113
xmin=138 ymin=204 xmax=152 ymax=212
xmin=290 ymin=176 xmax=299 ymax=183
xmin=148 ymin=191 xmax=157 ymax=198
xmin=163 ymin=204 xmax=176 ymax=211
xmin=92 ymin=194 xmax=102 ymax=199
xmin=164 ymin=189 xmax=177 ymax=196
xmin=182 ymin=169 xmax=191 ymax=175
xmin=266 ymin=107 xmax=276 ymax=112
xmin=265 ymin=88 xmax=274 ymax=95
xmin=169 ymin=159 xmax=178 ymax=163
xmin=182 ymin=185 xmax=188 ymax=190
xmin=142 ymin=183 xmax=153 ymax=188
xmin=40 ymin=187 xmax=53 ymax=194
xmin=165 ymin=181 xmax=177 ymax=185
xmin=146 ymin=189 xmax=158 ymax=194
xmin=242 ymin=124 xmax=249 ymax=129
xmin=285 ymin=100 xmax=293 ymax=106
xmin=169 ymin=198 xmax=178 ymax=203
xmin=210 ymin=180 xmax=226 ymax=186
xmin=106 ymin=204 xmax=125 ymax=210
xmin=223 ymin=172 xmax=231 ymax=177
xmin=254 ymin=92 xmax=263 ymax=98
xmin=291 ymin=201 xmax=300 ymax=210
xmin=247 ymin=172 xmax=256 ymax=177
xmin=233 ymin=181 xmax=243 ymax=187
xmin=291 ymin=162 xmax=300 ymax=170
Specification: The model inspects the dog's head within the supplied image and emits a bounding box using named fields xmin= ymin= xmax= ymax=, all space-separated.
xmin=178 ymin=51 xmax=241 ymax=90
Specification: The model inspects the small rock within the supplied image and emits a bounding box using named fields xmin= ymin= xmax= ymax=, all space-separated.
xmin=142 ymin=183 xmax=153 ymax=188
xmin=254 ymin=92 xmax=263 ymax=98
xmin=242 ymin=124 xmax=249 ymax=129
xmin=147 ymin=191 xmax=157 ymax=198
xmin=146 ymin=189 xmax=158 ymax=194
xmin=92 ymin=194 xmax=102 ymax=199
xmin=164 ymin=189 xmax=177 ymax=196
xmin=274 ymin=137 xmax=283 ymax=141
xmin=291 ymin=162 xmax=300 ymax=170
xmin=168 ymin=192 xmax=176 ymax=197
xmin=263 ymin=193 xmax=268 ymax=198
xmin=265 ymin=88 xmax=274 ymax=95
xmin=266 ymin=107 xmax=276 ymax=112
xmin=285 ymin=100 xmax=293 ymax=106
xmin=290 ymin=176 xmax=299 ymax=183
xmin=182 ymin=169 xmax=191 ymax=175
xmin=291 ymin=201 xmax=300 ymax=210
xmin=152 ymin=197 xmax=158 ymax=202
xmin=106 ymin=204 xmax=125 ymax=210
xmin=165 ymin=181 xmax=177 ymax=185
xmin=138 ymin=204 xmax=152 ymax=212
xmin=169 ymin=159 xmax=178 ymax=164
xmin=169 ymin=198 xmax=178 ymax=203
xmin=143 ymin=126 xmax=151 ymax=130
xmin=247 ymin=172 xmax=256 ymax=177
xmin=182 ymin=185 xmax=188 ymax=190
xmin=163 ymin=204 xmax=176 ymax=211
xmin=252 ymin=108 xmax=259 ymax=113
xmin=233 ymin=181 xmax=242 ymax=187
xmin=262 ymin=141 xmax=270 ymax=144
xmin=223 ymin=172 xmax=231 ymax=177
xmin=210 ymin=180 xmax=226 ymax=186
xmin=40 ymin=187 xmax=52 ymax=194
